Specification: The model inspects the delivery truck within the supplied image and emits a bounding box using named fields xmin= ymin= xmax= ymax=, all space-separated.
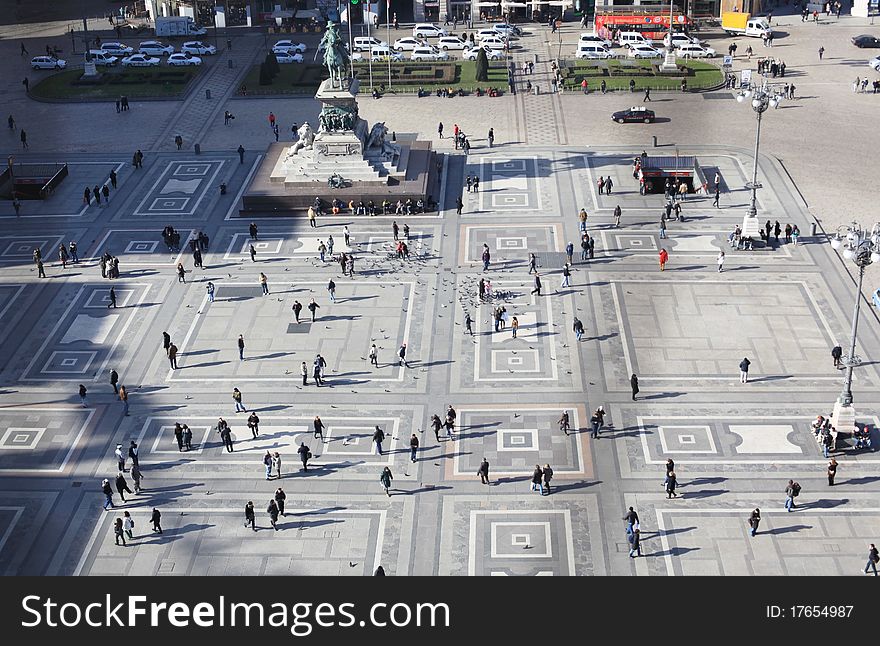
xmin=721 ymin=12 xmax=772 ymax=38
xmin=155 ymin=16 xmax=208 ymax=37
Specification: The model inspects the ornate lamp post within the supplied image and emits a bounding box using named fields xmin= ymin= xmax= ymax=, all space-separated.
xmin=828 ymin=222 xmax=880 ymax=432
xmin=735 ymin=81 xmax=785 ymax=239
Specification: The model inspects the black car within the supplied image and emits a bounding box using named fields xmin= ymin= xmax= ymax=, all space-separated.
xmin=611 ymin=106 xmax=656 ymax=124
xmin=852 ymin=34 xmax=880 ymax=48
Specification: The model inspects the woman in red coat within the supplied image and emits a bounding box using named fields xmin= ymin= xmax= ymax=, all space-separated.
xmin=659 ymin=248 xmax=669 ymax=271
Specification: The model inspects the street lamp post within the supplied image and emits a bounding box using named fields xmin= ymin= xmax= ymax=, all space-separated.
xmin=828 ymin=223 xmax=880 ymax=432
xmin=735 ymin=81 xmax=784 ymax=239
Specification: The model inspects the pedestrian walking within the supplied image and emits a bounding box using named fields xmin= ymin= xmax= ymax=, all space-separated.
xmin=237 ymin=144 xmax=245 ymax=164
xmin=665 ymin=471 xmax=678 ymax=498
xmin=818 ymin=46 xmax=824 ymax=60
xmin=151 ymin=508 xmax=162 ymax=533
xmin=308 ymin=298 xmax=320 ymax=322
xmin=866 ymin=543 xmax=880 ymax=575
xmin=542 ymin=464 xmax=553 ymax=495
xmin=398 ymin=343 xmax=408 ymax=368
xmin=713 ymin=185 xmax=721 ymax=208
xmin=259 ymin=272 xmax=269 ymax=295
xmin=409 ymin=433 xmax=419 ymax=462
xmin=380 ymin=467 xmax=393 ymax=497
xmin=114 ymin=517 xmax=126 ymax=546
xmin=590 ymin=406 xmax=605 ymax=438
xmin=274 ymin=487 xmax=286 ymax=516
xmin=478 ymin=458 xmax=490 ymax=484
xmin=739 ymin=357 xmax=751 ymax=383
xmin=531 ymin=465 xmax=544 ymax=494
xmin=168 ymin=343 xmax=178 ymax=369
xmin=630 ymin=374 xmax=639 ymax=401
xmin=431 ymin=414 xmax=442 ymax=442
xmin=182 ymin=425 xmax=192 ymax=451
xmin=101 ymin=479 xmax=114 ymax=510
xmin=115 ymin=472 xmax=132 ymax=502
xmin=785 ymin=479 xmax=800 ymax=511
xmin=643 ymin=88 xmax=651 ymax=102
xmin=244 ymin=501 xmax=256 ymax=531
xmin=298 ymin=442 xmax=311 ymax=471
xmin=314 ymin=416 xmax=326 ymax=441
xmin=128 ymin=440 xmax=139 ymax=468
xmin=206 ymin=281 xmax=215 ymax=303
xmin=658 ymin=248 xmax=668 ymax=271
xmin=130 ymin=463 xmax=142 ymax=493
xmin=273 ymin=452 xmax=282 ymax=479
xmin=118 ymin=384 xmax=129 ymax=416
xmin=438 ymin=122 xmax=444 ymax=138
xmin=832 ymin=344 xmax=843 ymax=369
xmin=232 ymin=387 xmax=246 ymax=412
xmin=176 ymin=262 xmax=185 ymax=283
xmin=531 ymin=273 xmax=542 ymax=296
xmin=174 ymin=423 xmax=184 ymax=451
xmin=487 ymin=127 xmax=494 ymax=148
xmin=267 ymin=499 xmax=279 ymax=531
xmin=20 ymin=129 xmax=28 ymax=149
xmin=263 ymin=451 xmax=273 ymax=480
xmin=218 ymin=417 xmax=233 ymax=452
xmin=247 ymin=412 xmax=260 ymax=438
xmin=373 ymin=425 xmax=385 ymax=455
xmin=629 ymin=528 xmax=642 ymax=557
xmin=109 ymin=369 xmax=119 ymax=394
xmin=327 ymin=278 xmax=336 ymax=302
xmin=827 ymin=458 xmax=838 ymax=486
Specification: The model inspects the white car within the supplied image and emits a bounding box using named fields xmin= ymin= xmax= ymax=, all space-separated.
xmin=476 ymin=29 xmax=505 ymax=41
xmin=478 ymin=36 xmax=507 ymax=50
xmin=138 ymin=41 xmax=175 ymax=56
xmin=410 ymin=46 xmax=449 ymax=61
xmin=167 ymin=53 xmax=202 ymax=66
xmin=121 ymin=54 xmax=160 ymax=67
xmin=628 ymin=44 xmax=663 ymax=59
xmin=272 ymin=40 xmax=307 ymax=54
xmin=393 ymin=37 xmax=423 ymax=51
xmin=492 ymin=23 xmax=522 ymax=37
xmin=181 ymin=41 xmax=216 ymax=55
xmin=868 ymin=56 xmax=880 ymax=71
xmin=274 ymin=51 xmax=303 ymax=64
xmin=100 ymin=42 xmax=134 ymax=56
xmin=579 ymin=33 xmax=613 ymax=48
xmin=437 ymin=36 xmax=467 ymax=50
xmin=31 ymin=56 xmax=66 ymax=70
xmin=412 ymin=23 xmax=448 ymax=38
xmin=462 ymin=45 xmax=504 ymax=61
xmin=674 ymin=43 xmax=716 ymax=58
xmin=663 ymin=32 xmax=702 ymax=48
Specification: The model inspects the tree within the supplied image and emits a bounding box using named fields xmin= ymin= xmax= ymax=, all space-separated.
xmin=259 ymin=61 xmax=273 ymax=85
xmin=475 ymin=48 xmax=489 ymax=82
xmin=265 ymin=52 xmax=280 ymax=77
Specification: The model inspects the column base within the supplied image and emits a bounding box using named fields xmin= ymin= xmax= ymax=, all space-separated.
xmin=830 ymin=399 xmax=857 ymax=434
xmin=741 ymin=215 xmax=761 ymax=238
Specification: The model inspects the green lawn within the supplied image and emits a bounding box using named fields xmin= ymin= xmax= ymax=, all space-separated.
xmin=562 ymin=59 xmax=723 ymax=91
xmin=30 ymin=67 xmax=201 ymax=100
xmin=238 ymin=60 xmax=509 ymax=96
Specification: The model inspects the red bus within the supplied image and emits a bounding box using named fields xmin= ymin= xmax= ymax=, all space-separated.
xmin=594 ymin=11 xmax=692 ymax=42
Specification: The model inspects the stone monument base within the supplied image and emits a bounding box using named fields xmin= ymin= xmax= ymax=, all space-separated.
xmin=240 ymin=136 xmax=437 ymax=214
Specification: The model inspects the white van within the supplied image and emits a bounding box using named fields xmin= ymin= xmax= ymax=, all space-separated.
xmin=576 ymin=43 xmax=613 ymax=60
xmin=412 ymin=23 xmax=448 ymax=38
xmin=352 ymin=36 xmax=385 ymax=52
xmin=88 ymin=50 xmax=118 ymax=66
xmin=371 ymin=45 xmax=403 ymax=62
xmin=617 ymin=32 xmax=653 ymax=48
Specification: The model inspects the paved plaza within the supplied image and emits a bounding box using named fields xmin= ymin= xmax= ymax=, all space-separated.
xmin=1 ymin=9 xmax=880 ymax=577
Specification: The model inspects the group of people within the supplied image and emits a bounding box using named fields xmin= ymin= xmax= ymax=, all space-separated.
xmin=162 ymin=225 xmax=183 ymax=252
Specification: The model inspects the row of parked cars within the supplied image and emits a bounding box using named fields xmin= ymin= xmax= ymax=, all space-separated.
xmin=30 ymin=40 xmax=217 ymax=70
xmin=348 ymin=22 xmax=519 ymax=63
xmin=575 ymin=31 xmax=716 ymax=60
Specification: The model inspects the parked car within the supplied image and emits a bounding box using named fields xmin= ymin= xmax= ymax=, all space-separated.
xmin=272 ymin=40 xmax=307 ymax=54
xmin=121 ymin=54 xmax=161 ymax=67
xmin=88 ymin=51 xmax=118 ymax=66
xmin=138 ymin=40 xmax=175 ymax=56
xmin=352 ymin=36 xmax=386 ymax=52
xmin=411 ymin=46 xmax=449 ymax=61
xmin=476 ymin=28 xmax=505 ymax=41
xmin=617 ymin=32 xmax=653 ymax=48
xmin=576 ymin=44 xmax=613 ymax=59
xmin=479 ymin=36 xmax=507 ymax=50
xmin=852 ymin=34 xmax=880 ymax=48
xmin=371 ymin=45 xmax=404 ymax=62
xmin=181 ymin=41 xmax=216 ymax=55
xmin=462 ymin=45 xmax=504 ymax=61
xmin=437 ymin=36 xmax=467 ymax=50
xmin=100 ymin=42 xmax=134 ymax=56
xmin=167 ymin=52 xmax=202 ymax=66
xmin=663 ymin=32 xmax=703 ymax=48
xmin=393 ymin=37 xmax=423 ymax=51
xmin=31 ymin=55 xmax=66 ymax=70
xmin=491 ymin=23 xmax=522 ymax=37
xmin=579 ymin=32 xmax=613 ymax=48
xmin=628 ymin=43 xmax=663 ymax=59
xmin=274 ymin=51 xmax=304 ymax=64
xmin=412 ymin=23 xmax=448 ymax=38
xmin=611 ymin=106 xmax=656 ymax=124
xmin=869 ymin=56 xmax=880 ymax=71
xmin=675 ymin=43 xmax=716 ymax=58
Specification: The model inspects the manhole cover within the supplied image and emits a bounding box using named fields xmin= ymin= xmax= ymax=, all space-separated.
xmin=287 ymin=323 xmax=312 ymax=334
